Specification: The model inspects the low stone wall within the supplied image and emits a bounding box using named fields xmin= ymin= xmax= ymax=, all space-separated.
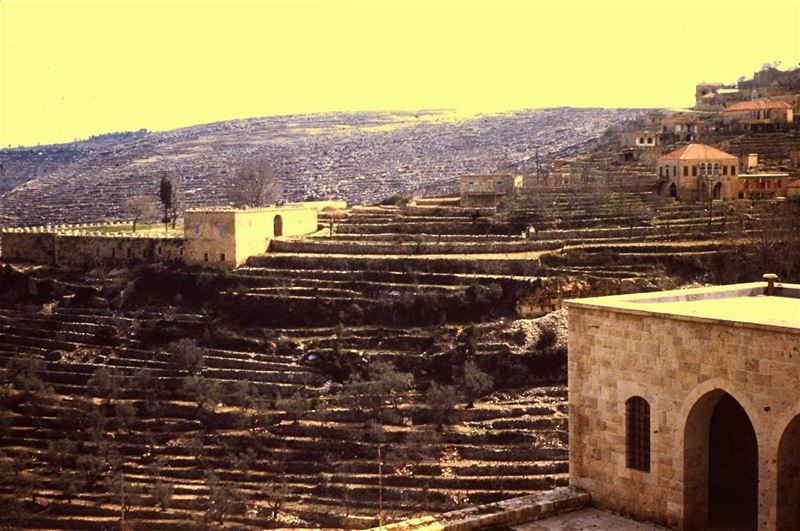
xmin=0 ymin=229 xmax=184 ymax=267
xmin=56 ymin=234 xmax=184 ymax=266
xmin=376 ymin=487 xmax=590 ymax=530
xmin=0 ymin=231 xmax=58 ymax=264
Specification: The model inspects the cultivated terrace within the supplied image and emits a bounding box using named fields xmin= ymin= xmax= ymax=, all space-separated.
xmin=1 ymin=182 xmax=798 ymax=528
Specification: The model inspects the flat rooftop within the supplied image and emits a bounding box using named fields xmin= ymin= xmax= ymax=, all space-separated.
xmin=566 ymin=281 xmax=800 ymax=332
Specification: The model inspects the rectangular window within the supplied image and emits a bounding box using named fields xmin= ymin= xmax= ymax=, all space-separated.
xmin=683 ymin=166 xmax=688 ymax=177
xmin=220 ymin=253 xmax=226 ymax=262
xmin=626 ymin=397 xmax=651 ymax=472
xmin=732 ymin=166 xmax=736 ymax=175
xmin=692 ymin=166 xmax=697 ymax=176
xmin=468 ymin=181 xmax=475 ymax=192
xmin=203 ymin=253 xmax=209 ymax=262
xmin=722 ymin=166 xmax=728 ymax=176
xmin=659 ymin=166 xmax=663 ymax=178
xmin=157 ymin=246 xmax=162 ymax=255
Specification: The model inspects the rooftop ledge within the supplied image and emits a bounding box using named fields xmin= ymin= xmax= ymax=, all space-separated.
xmin=565 ymin=281 xmax=800 ymax=333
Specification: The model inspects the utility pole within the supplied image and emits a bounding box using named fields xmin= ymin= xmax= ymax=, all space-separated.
xmin=120 ymin=466 xmax=125 ymax=530
xmin=378 ymin=444 xmax=384 ymax=526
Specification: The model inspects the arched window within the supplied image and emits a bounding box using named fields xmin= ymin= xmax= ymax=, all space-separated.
xmin=626 ymin=396 xmax=650 ymax=472
xmin=700 ymin=162 xmax=706 ymax=176
xmin=713 ymin=163 xmax=720 ymax=175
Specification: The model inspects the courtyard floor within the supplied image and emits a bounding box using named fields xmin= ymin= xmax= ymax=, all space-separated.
xmin=511 ymin=508 xmax=667 ymax=530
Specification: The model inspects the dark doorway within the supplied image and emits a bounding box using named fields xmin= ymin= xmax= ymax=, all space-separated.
xmin=273 ymin=215 xmax=283 ymax=237
xmin=712 ymin=182 xmax=722 ymax=200
xmin=669 ymin=182 xmax=678 ymax=198
xmin=778 ymin=415 xmax=800 ymax=531
xmin=708 ymin=394 xmax=758 ymax=530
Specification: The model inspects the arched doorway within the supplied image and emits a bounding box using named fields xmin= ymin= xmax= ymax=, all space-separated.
xmin=669 ymin=182 xmax=678 ymax=198
xmin=684 ymin=391 xmax=758 ymax=530
xmin=778 ymin=415 xmax=800 ymax=530
xmin=712 ymin=182 xmax=722 ymax=200
xmin=273 ymin=215 xmax=283 ymax=237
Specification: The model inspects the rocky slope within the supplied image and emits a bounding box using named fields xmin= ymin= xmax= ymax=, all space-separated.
xmin=0 ymin=108 xmax=644 ymax=227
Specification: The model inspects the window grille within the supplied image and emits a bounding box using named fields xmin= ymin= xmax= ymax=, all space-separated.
xmin=626 ymin=396 xmax=650 ymax=472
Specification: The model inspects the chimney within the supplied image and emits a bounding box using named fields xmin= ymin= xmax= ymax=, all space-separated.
xmin=763 ymin=273 xmax=779 ymax=295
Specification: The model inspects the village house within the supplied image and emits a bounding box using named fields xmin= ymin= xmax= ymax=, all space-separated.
xmin=620 ymin=130 xmax=661 ymax=148
xmin=738 ymin=172 xmax=791 ymax=200
xmin=722 ymin=98 xmax=794 ymax=131
xmin=660 ymin=113 xmax=710 ymax=143
xmin=566 ymin=278 xmax=800 ymax=530
xmin=655 ymin=143 xmax=739 ymax=201
xmin=459 ymin=174 xmax=522 ymax=207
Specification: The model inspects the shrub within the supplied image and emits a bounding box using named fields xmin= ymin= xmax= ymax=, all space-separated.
xmin=458 ymin=359 xmax=494 ymax=408
xmin=425 ymin=383 xmax=461 ymax=430
xmin=168 ymin=338 xmax=206 ymax=375
xmin=535 ymin=325 xmax=557 ymax=350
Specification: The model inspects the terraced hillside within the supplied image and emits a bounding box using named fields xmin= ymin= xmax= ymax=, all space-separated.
xmin=0 ymin=200 xmax=583 ymax=530
xmin=2 ymin=191 xmax=798 ymax=530
xmin=0 ymin=107 xmax=642 ymax=228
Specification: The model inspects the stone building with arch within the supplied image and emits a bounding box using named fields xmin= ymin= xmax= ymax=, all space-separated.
xmin=566 ymin=280 xmax=800 ymax=530
xmin=1 ymin=200 xmax=345 ymax=269
xmin=655 ymin=144 xmax=740 ymax=201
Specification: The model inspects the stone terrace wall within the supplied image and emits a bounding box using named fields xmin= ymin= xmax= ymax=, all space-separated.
xmin=567 ymin=299 xmax=800 ymax=529
xmin=1 ymin=228 xmax=184 ymax=267
xmin=55 ymin=234 xmax=184 ymax=266
xmin=0 ymin=231 xmax=58 ymax=264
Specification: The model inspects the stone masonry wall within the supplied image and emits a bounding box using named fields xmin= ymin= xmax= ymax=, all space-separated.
xmin=1 ymin=230 xmax=183 ymax=267
xmin=567 ymin=303 xmax=800 ymax=529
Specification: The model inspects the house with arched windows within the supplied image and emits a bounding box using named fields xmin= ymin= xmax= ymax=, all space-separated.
xmin=566 ymin=278 xmax=800 ymax=530
xmin=722 ymin=98 xmax=794 ymax=131
xmin=655 ymin=143 xmax=740 ymax=201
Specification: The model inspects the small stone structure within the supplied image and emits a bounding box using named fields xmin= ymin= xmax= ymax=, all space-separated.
xmin=722 ymin=98 xmax=794 ymax=131
xmin=184 ymin=205 xmax=318 ymax=267
xmin=0 ymin=200 xmax=343 ymax=268
xmin=655 ymin=143 xmax=740 ymax=201
xmin=460 ymin=174 xmax=522 ymax=207
xmin=739 ymin=172 xmax=791 ymax=199
xmin=621 ymin=130 xmax=661 ymax=148
xmin=566 ymin=279 xmax=800 ymax=530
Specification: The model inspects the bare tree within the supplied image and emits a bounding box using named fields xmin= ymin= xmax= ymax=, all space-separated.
xmin=227 ymin=159 xmax=282 ymax=207
xmin=123 ymin=196 xmax=157 ymax=232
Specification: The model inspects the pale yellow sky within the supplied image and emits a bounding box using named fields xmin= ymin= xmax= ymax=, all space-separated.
xmin=1 ymin=0 xmax=798 ymax=147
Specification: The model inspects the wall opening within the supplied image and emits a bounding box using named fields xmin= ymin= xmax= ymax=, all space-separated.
xmin=625 ymin=396 xmax=650 ymax=472
xmin=778 ymin=414 xmax=800 ymax=530
xmin=273 ymin=215 xmax=283 ymax=237
xmin=684 ymin=391 xmax=758 ymax=530
xmin=712 ymin=182 xmax=722 ymax=200
xmin=669 ymin=183 xmax=678 ymax=198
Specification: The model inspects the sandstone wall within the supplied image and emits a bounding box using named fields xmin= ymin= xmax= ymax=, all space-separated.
xmin=184 ymin=211 xmax=237 ymax=267
xmin=55 ymin=234 xmax=184 ymax=266
xmin=567 ymin=303 xmax=800 ymax=529
xmin=1 ymin=231 xmax=58 ymax=264
xmin=0 ymin=229 xmax=184 ymax=266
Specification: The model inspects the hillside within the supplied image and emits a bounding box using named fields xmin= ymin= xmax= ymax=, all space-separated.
xmin=0 ymin=108 xmax=643 ymax=227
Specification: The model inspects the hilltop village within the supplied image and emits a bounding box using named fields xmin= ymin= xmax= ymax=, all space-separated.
xmin=0 ymin=65 xmax=798 ymax=530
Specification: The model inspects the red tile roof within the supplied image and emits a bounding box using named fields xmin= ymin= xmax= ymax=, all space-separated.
xmin=788 ymin=179 xmax=800 ymax=188
xmin=658 ymin=144 xmax=737 ymax=162
xmin=723 ymin=98 xmax=792 ymax=112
